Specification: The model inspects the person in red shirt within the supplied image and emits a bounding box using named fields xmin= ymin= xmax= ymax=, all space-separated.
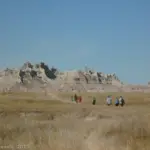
xmin=79 ymin=96 xmax=82 ymax=103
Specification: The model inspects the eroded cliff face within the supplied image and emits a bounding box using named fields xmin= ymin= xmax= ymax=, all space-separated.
xmin=0 ymin=61 xmax=149 ymax=93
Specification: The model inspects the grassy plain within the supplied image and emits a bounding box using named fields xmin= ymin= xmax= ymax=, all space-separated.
xmin=0 ymin=92 xmax=150 ymax=150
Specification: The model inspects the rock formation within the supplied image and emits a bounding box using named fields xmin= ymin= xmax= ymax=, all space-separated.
xmin=0 ymin=61 xmax=149 ymax=93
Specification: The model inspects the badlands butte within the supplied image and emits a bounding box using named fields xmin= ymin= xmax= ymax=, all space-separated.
xmin=0 ymin=61 xmax=150 ymax=93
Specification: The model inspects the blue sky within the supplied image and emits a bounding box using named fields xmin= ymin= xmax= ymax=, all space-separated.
xmin=0 ymin=0 xmax=150 ymax=84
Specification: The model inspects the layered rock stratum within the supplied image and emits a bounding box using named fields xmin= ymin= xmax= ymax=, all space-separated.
xmin=0 ymin=62 xmax=150 ymax=93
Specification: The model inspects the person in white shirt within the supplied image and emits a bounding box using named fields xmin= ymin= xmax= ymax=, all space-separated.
xmin=106 ymin=95 xmax=112 ymax=106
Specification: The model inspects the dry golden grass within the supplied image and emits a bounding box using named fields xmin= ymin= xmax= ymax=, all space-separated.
xmin=0 ymin=92 xmax=150 ymax=150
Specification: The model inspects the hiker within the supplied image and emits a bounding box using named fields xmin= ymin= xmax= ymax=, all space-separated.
xmin=92 ymin=97 xmax=96 ymax=105
xmin=71 ymin=96 xmax=75 ymax=102
xmin=115 ymin=97 xmax=119 ymax=106
xmin=79 ymin=96 xmax=82 ymax=103
xmin=119 ymin=96 xmax=125 ymax=107
xmin=106 ymin=95 xmax=112 ymax=106
xmin=74 ymin=94 xmax=78 ymax=103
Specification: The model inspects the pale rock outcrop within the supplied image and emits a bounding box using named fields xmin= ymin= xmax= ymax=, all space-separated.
xmin=0 ymin=62 xmax=149 ymax=93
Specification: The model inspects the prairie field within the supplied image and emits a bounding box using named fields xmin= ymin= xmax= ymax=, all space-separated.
xmin=0 ymin=92 xmax=150 ymax=150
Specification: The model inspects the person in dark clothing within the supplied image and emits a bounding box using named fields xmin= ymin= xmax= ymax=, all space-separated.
xmin=115 ymin=97 xmax=119 ymax=106
xmin=119 ymin=96 xmax=125 ymax=107
xmin=120 ymin=98 xmax=125 ymax=107
xmin=74 ymin=94 xmax=78 ymax=103
xmin=92 ymin=97 xmax=96 ymax=105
